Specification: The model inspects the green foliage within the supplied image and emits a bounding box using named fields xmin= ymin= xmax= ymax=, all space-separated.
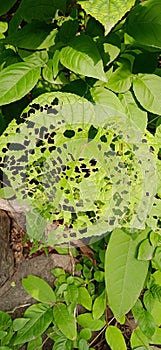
xmin=0 ymin=0 xmax=161 ymax=348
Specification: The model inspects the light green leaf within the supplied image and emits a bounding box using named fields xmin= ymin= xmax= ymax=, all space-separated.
xmin=137 ymin=239 xmax=154 ymax=261
xmin=52 ymin=336 xmax=72 ymax=350
xmin=78 ymin=287 xmax=92 ymax=311
xmin=105 ymin=326 xmax=127 ymax=350
xmin=6 ymin=22 xmax=58 ymax=50
xmin=0 ymin=347 xmax=13 ymax=350
xmin=53 ymin=303 xmax=77 ymax=340
xmin=22 ymin=275 xmax=56 ymax=303
xmin=132 ymin=300 xmax=155 ymax=339
xmin=133 ymin=74 xmax=161 ymax=114
xmin=60 ymin=34 xmax=107 ymax=81
xmin=130 ymin=326 xmax=150 ymax=349
xmin=27 ymin=336 xmax=42 ymax=350
xmin=107 ymin=59 xmax=133 ymax=93
xmin=78 ymin=338 xmax=89 ymax=350
xmin=151 ymin=327 xmax=161 ymax=344
xmin=13 ymin=318 xmax=30 ymax=331
xmin=78 ymin=0 xmax=135 ymax=34
xmin=105 ymin=229 xmax=149 ymax=319
xmin=13 ymin=304 xmax=53 ymax=345
xmin=0 ymin=0 xmax=17 ymax=16
xmin=119 ymin=91 xmax=147 ymax=132
xmin=126 ymin=0 xmax=161 ymax=49
xmin=79 ymin=328 xmax=92 ymax=340
xmin=0 ymin=62 xmax=40 ymax=106
xmin=90 ymin=86 xmax=126 ymax=114
xmin=18 ymin=49 xmax=48 ymax=66
xmin=77 ymin=313 xmax=105 ymax=331
xmin=93 ymin=290 xmax=106 ymax=319
xmin=0 ymin=22 xmax=8 ymax=34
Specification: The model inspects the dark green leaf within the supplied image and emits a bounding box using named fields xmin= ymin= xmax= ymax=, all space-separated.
xmin=6 ymin=22 xmax=58 ymax=50
xmin=18 ymin=0 xmax=66 ymax=23
xmin=0 ymin=0 xmax=17 ymax=16
xmin=126 ymin=0 xmax=161 ymax=49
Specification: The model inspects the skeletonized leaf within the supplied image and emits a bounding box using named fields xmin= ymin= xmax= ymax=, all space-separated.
xmin=0 ymin=62 xmax=40 ymax=106
xmin=60 ymin=35 xmax=107 ymax=81
xmin=78 ymin=0 xmax=135 ymax=34
xmin=105 ymin=229 xmax=149 ymax=319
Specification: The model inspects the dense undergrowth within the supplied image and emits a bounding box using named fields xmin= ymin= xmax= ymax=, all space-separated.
xmin=0 ymin=0 xmax=161 ymax=349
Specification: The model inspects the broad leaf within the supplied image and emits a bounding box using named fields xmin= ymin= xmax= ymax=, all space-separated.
xmin=0 ymin=312 xmax=12 ymax=331
xmin=107 ymin=59 xmax=133 ymax=93
xmin=52 ymin=336 xmax=72 ymax=350
xmin=130 ymin=326 xmax=150 ymax=350
xmin=105 ymin=326 xmax=127 ymax=350
xmin=6 ymin=22 xmax=58 ymax=50
xmin=13 ymin=304 xmax=53 ymax=345
xmin=60 ymin=34 xmax=107 ymax=81
xmin=78 ymin=287 xmax=92 ymax=311
xmin=18 ymin=0 xmax=66 ymax=23
xmin=53 ymin=303 xmax=77 ymax=340
xmin=0 ymin=62 xmax=40 ymax=106
xmin=90 ymin=86 xmax=126 ymax=114
xmin=119 ymin=91 xmax=147 ymax=131
xmin=78 ymin=0 xmax=135 ymax=34
xmin=92 ymin=290 xmax=106 ymax=319
xmin=78 ymin=339 xmax=89 ymax=350
xmin=105 ymin=229 xmax=149 ymax=319
xmin=22 ymin=275 xmax=56 ymax=303
xmin=132 ymin=300 xmax=155 ymax=338
xmin=77 ymin=313 xmax=105 ymax=331
xmin=137 ymin=238 xmax=154 ymax=261
xmin=126 ymin=0 xmax=161 ymax=49
xmin=27 ymin=336 xmax=42 ymax=350
xmin=133 ymin=74 xmax=161 ymax=115
xmin=0 ymin=0 xmax=17 ymax=16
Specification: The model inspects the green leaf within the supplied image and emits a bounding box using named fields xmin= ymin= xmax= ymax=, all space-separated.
xmin=137 ymin=239 xmax=154 ymax=261
xmin=78 ymin=287 xmax=92 ymax=311
xmin=79 ymin=328 xmax=92 ymax=341
xmin=13 ymin=304 xmax=53 ymax=345
xmin=60 ymin=34 xmax=107 ymax=81
xmin=0 ymin=22 xmax=8 ymax=34
xmin=53 ymin=303 xmax=77 ymax=340
xmin=0 ymin=347 xmax=13 ymax=350
xmin=105 ymin=229 xmax=149 ymax=319
xmin=107 ymin=59 xmax=133 ymax=93
xmin=126 ymin=0 xmax=161 ymax=49
xmin=119 ymin=90 xmax=147 ymax=132
xmin=90 ymin=86 xmax=126 ymax=114
xmin=77 ymin=313 xmax=105 ymax=331
xmin=27 ymin=336 xmax=42 ymax=350
xmin=132 ymin=300 xmax=156 ymax=339
xmin=0 ymin=62 xmax=40 ymax=106
xmin=78 ymin=338 xmax=89 ymax=350
xmin=13 ymin=318 xmax=30 ymax=331
xmin=130 ymin=327 xmax=150 ymax=350
xmin=133 ymin=74 xmax=161 ymax=114
xmin=6 ymin=22 xmax=58 ymax=50
xmin=18 ymin=0 xmax=66 ymax=23
xmin=52 ymin=336 xmax=72 ymax=350
xmin=93 ymin=290 xmax=106 ymax=319
xmin=151 ymin=327 xmax=161 ymax=345
xmin=105 ymin=326 xmax=127 ymax=350
xmin=18 ymin=49 xmax=48 ymax=66
xmin=78 ymin=0 xmax=135 ymax=34
xmin=0 ymin=0 xmax=17 ymax=16
xmin=22 ymin=275 xmax=56 ymax=303
xmin=0 ymin=312 xmax=12 ymax=331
